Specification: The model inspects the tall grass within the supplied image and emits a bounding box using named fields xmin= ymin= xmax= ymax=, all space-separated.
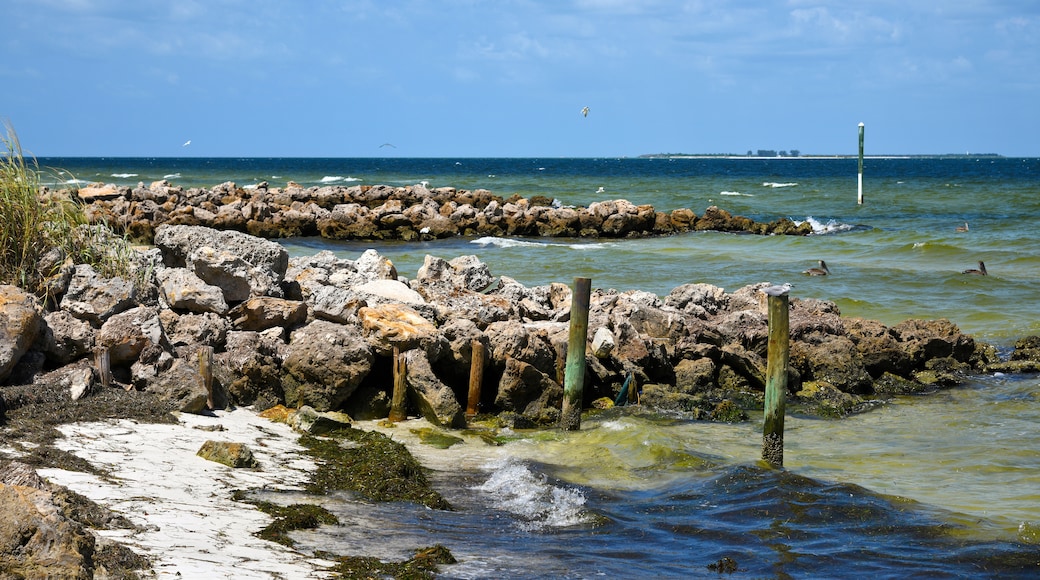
xmin=1 ymin=121 xmax=137 ymax=295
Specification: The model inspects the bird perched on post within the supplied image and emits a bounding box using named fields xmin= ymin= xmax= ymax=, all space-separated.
xmin=802 ymin=260 xmax=830 ymax=276
xmin=760 ymin=283 xmax=792 ymax=296
xmin=962 ymin=261 xmax=987 ymax=275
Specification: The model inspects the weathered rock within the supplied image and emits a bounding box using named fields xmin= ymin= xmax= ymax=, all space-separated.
xmin=306 ymin=285 xmax=367 ymax=324
xmin=359 ymin=303 xmax=445 ymax=358
xmin=591 ymin=327 xmax=615 ymax=358
xmin=139 ymin=356 xmax=211 ymax=413
xmin=59 ymin=264 xmax=137 ymax=325
xmin=38 ymin=310 xmax=95 ymax=366
xmin=216 ymin=330 xmax=286 ymax=409
xmin=153 ymin=224 xmax=288 ymax=289
xmin=96 ymin=306 xmax=165 ymax=365
xmin=188 ymin=245 xmax=281 ymax=301
xmin=493 ymin=357 xmax=563 ymax=425
xmin=0 ymin=483 xmax=95 ymax=579
xmin=415 ymin=254 xmax=496 ymax=292
xmin=196 ymin=440 xmax=259 ymax=468
xmin=0 ymin=286 xmax=45 ymax=383
xmin=287 ymin=405 xmax=353 ymax=434
xmin=282 ymin=320 xmax=374 ymax=411
xmin=157 ymin=267 xmax=230 ymax=315
xmin=402 ymin=349 xmax=465 ymax=428
xmin=892 ymin=318 xmax=975 ymax=367
xmin=229 ymin=296 xmax=307 ymax=332
xmin=160 ymin=310 xmax=230 ymax=350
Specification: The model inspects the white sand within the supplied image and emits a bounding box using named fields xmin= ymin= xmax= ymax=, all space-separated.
xmin=36 ymin=408 xmax=336 ymax=579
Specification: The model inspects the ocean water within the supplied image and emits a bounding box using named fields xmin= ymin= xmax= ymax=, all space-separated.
xmin=40 ymin=156 xmax=1040 ymax=577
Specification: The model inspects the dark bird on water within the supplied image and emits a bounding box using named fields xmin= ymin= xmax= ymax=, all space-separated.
xmin=802 ymin=260 xmax=830 ymax=276
xmin=962 ymin=261 xmax=987 ymax=275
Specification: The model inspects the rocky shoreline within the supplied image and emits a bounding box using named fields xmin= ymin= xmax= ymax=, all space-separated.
xmin=4 ymin=183 xmax=1040 ymax=577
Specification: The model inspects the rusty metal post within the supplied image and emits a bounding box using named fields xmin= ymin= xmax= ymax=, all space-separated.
xmin=762 ymin=293 xmax=790 ymax=468
xmin=466 ymin=340 xmax=485 ymax=419
xmin=560 ymin=277 xmax=592 ymax=431
xmin=389 ymin=346 xmax=408 ymax=422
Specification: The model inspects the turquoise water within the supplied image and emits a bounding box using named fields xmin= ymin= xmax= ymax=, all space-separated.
xmin=42 ymin=157 xmax=1040 ymax=577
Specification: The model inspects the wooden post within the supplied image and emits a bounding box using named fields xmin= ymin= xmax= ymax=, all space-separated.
xmin=560 ymin=277 xmax=592 ymax=431
xmin=389 ymin=346 xmax=408 ymax=422
xmin=466 ymin=340 xmax=485 ymax=419
xmin=94 ymin=347 xmax=111 ymax=389
xmin=762 ymin=293 xmax=790 ymax=468
xmin=857 ymin=122 xmax=865 ymax=205
xmin=199 ymin=345 xmax=214 ymax=410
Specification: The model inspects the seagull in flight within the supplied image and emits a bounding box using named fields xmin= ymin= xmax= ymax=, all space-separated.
xmin=380 ymin=143 xmax=396 ymax=148
xmin=581 ymin=106 xmax=589 ymax=117
xmin=182 ymin=139 xmax=191 ymax=147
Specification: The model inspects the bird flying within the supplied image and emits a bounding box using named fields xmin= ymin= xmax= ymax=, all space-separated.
xmin=581 ymin=106 xmax=589 ymax=117
xmin=182 ymin=140 xmax=191 ymax=147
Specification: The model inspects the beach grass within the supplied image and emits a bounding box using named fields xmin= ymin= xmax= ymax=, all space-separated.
xmin=1 ymin=121 xmax=137 ymax=295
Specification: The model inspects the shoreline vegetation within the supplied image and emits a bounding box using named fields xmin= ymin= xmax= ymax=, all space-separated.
xmin=1 ymin=127 xmax=1037 ymax=577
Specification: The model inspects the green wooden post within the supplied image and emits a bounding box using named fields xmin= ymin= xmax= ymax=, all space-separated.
xmin=762 ymin=293 xmax=789 ymax=468
xmin=857 ymin=122 xmax=865 ymax=205
xmin=561 ymin=277 xmax=592 ymax=431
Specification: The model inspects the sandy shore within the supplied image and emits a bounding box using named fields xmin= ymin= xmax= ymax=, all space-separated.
xmin=36 ymin=408 xmax=336 ymax=579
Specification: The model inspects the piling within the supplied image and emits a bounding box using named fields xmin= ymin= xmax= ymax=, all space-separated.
xmin=857 ymin=122 xmax=865 ymax=205
xmin=560 ymin=277 xmax=592 ymax=431
xmin=94 ymin=347 xmax=111 ymax=389
xmin=466 ymin=340 xmax=485 ymax=419
xmin=389 ymin=346 xmax=408 ymax=422
xmin=199 ymin=345 xmax=214 ymax=410
xmin=762 ymin=292 xmax=790 ymax=468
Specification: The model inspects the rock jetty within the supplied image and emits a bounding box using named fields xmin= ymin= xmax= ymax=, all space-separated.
xmin=72 ymin=180 xmax=814 ymax=242
xmin=2 ymin=223 xmax=1036 ymax=430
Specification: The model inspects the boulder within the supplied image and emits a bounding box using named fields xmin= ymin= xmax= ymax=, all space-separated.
xmin=493 ymin=357 xmax=563 ymax=424
xmin=196 ymin=440 xmax=259 ymax=468
xmin=59 ymin=264 xmax=137 ymax=325
xmin=188 ymin=245 xmax=282 ymax=301
xmin=157 ymin=267 xmax=229 ymax=315
xmin=359 ymin=303 xmax=445 ymax=358
xmin=153 ymin=224 xmax=288 ymax=285
xmin=0 ymin=483 xmax=94 ymax=579
xmin=96 ymin=306 xmax=165 ymax=365
xmin=0 ymin=286 xmax=45 ymax=383
xmin=402 ymin=349 xmax=465 ymax=428
xmin=38 ymin=310 xmax=95 ymax=366
xmin=215 ymin=330 xmax=286 ymax=409
xmin=282 ymin=320 xmax=374 ymax=411
xmin=229 ymin=296 xmax=307 ymax=332
xmin=138 ymin=355 xmax=212 ymax=413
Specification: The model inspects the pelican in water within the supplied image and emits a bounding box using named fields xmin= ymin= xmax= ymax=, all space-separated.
xmin=581 ymin=106 xmax=590 ymax=117
xmin=802 ymin=260 xmax=830 ymax=276
xmin=962 ymin=261 xmax=987 ymax=275
xmin=956 ymin=222 xmax=969 ymax=232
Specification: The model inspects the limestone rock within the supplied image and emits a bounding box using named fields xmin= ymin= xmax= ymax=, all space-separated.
xmin=196 ymin=440 xmax=259 ymax=468
xmin=0 ymin=285 xmax=44 ymax=383
xmin=157 ymin=267 xmax=229 ymax=315
xmin=96 ymin=306 xmax=165 ymax=364
xmin=402 ymin=349 xmax=465 ymax=428
xmin=59 ymin=264 xmax=137 ymax=325
xmin=359 ymin=303 xmax=444 ymax=358
xmin=282 ymin=320 xmax=374 ymax=411
xmin=229 ymin=296 xmax=307 ymax=332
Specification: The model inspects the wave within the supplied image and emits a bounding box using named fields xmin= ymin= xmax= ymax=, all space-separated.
xmin=111 ymin=173 xmax=138 ymax=178
xmin=720 ymin=191 xmax=753 ymax=196
xmin=319 ymin=175 xmax=362 ymax=184
xmin=762 ymin=182 xmax=798 ymax=188
xmin=473 ymin=458 xmax=593 ymax=531
xmin=471 ymin=236 xmax=614 ymax=251
xmin=163 ymin=173 xmax=182 ymax=179
xmin=796 ymin=216 xmax=856 ymax=234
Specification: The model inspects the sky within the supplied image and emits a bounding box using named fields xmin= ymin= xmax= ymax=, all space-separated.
xmin=3 ymin=0 xmax=1038 ymax=157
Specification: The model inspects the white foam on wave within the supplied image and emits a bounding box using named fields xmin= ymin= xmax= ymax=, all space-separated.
xmin=796 ymin=216 xmax=855 ymax=234
xmin=319 ymin=175 xmax=362 ymax=184
xmin=471 ymin=236 xmax=614 ymax=251
xmin=474 ymin=458 xmax=592 ymax=531
xmin=763 ymin=182 xmax=798 ymax=188
xmin=163 ymin=173 xmax=181 ymax=179
xmin=720 ymin=191 xmax=753 ymax=197
xmin=111 ymin=173 xmax=137 ymax=178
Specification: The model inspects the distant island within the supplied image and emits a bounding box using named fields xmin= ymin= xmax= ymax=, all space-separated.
xmin=640 ymin=151 xmax=1003 ymax=159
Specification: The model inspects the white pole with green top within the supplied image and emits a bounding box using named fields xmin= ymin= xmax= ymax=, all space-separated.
xmin=857 ymin=122 xmax=865 ymax=205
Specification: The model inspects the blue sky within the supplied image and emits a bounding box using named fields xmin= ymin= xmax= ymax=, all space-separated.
xmin=3 ymin=1 xmax=1038 ymax=157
